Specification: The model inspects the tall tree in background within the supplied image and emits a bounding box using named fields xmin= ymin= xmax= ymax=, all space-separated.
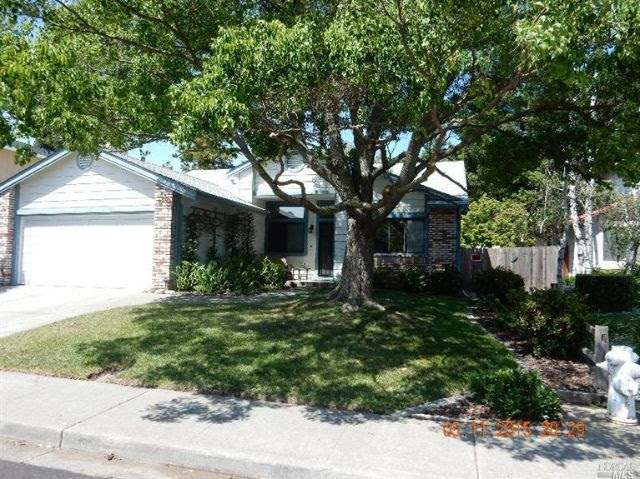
xmin=460 ymin=92 xmax=639 ymax=279
xmin=1 ymin=1 xmax=639 ymax=309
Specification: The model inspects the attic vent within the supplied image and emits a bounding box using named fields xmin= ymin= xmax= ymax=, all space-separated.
xmin=285 ymin=154 xmax=304 ymax=172
xmin=76 ymin=155 xmax=94 ymax=170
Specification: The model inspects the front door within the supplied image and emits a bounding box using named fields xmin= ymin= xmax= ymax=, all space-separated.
xmin=317 ymin=221 xmax=334 ymax=277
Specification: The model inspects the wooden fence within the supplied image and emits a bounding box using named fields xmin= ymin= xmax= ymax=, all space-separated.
xmin=461 ymin=246 xmax=560 ymax=290
xmin=582 ymin=324 xmax=609 ymax=392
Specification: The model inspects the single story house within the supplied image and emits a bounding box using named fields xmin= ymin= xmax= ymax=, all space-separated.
xmin=0 ymin=147 xmax=468 ymax=290
xmin=0 ymin=141 xmax=51 ymax=182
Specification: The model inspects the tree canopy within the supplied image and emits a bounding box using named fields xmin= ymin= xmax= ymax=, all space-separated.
xmin=2 ymin=0 xmax=639 ymax=307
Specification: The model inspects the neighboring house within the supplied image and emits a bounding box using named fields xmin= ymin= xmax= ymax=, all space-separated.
xmin=566 ymin=173 xmax=639 ymax=275
xmin=0 ymin=142 xmax=50 ymax=182
xmin=0 ymin=147 xmax=468 ymax=290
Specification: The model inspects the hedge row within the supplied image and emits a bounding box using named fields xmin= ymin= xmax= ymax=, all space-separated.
xmin=575 ymin=273 xmax=636 ymax=312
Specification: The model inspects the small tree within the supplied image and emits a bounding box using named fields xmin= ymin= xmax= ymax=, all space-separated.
xmin=603 ymin=192 xmax=640 ymax=273
xmin=462 ymin=195 xmax=534 ymax=247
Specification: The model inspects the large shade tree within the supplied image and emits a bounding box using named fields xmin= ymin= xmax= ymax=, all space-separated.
xmin=1 ymin=0 xmax=639 ymax=309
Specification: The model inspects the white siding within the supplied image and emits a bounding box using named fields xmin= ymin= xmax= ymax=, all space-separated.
xmin=255 ymin=159 xmax=333 ymax=197
xmin=567 ymin=218 xmax=622 ymax=275
xmin=373 ymin=178 xmax=425 ymax=216
xmin=237 ymin=168 xmax=254 ymax=202
xmin=19 ymin=154 xmax=155 ymax=212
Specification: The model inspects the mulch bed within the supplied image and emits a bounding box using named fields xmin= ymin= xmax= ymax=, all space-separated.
xmin=415 ymin=307 xmax=598 ymax=421
xmin=471 ymin=308 xmax=596 ymax=393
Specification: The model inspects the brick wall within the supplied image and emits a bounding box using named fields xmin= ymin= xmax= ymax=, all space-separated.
xmin=373 ymin=207 xmax=460 ymax=273
xmin=374 ymin=254 xmax=429 ymax=271
xmin=152 ymin=185 xmax=179 ymax=292
xmin=427 ymin=207 xmax=458 ymax=271
xmin=0 ymin=188 xmax=15 ymax=286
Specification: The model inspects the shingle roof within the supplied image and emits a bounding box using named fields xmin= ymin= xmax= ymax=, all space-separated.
xmin=106 ymin=152 xmax=264 ymax=213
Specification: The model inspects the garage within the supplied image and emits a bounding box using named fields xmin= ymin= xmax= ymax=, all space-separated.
xmin=18 ymin=213 xmax=154 ymax=289
xmin=1 ymin=150 xmax=265 ymax=290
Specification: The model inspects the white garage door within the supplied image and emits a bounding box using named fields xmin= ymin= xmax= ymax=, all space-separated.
xmin=19 ymin=214 xmax=154 ymax=289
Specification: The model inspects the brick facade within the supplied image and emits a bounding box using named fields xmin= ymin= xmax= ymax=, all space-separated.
xmin=0 ymin=187 xmax=15 ymax=286
xmin=152 ymin=185 xmax=179 ymax=292
xmin=373 ymin=206 xmax=460 ymax=273
xmin=374 ymin=254 xmax=429 ymax=271
xmin=427 ymin=207 xmax=458 ymax=271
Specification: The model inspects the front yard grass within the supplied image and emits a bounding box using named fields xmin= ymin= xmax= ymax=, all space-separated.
xmin=0 ymin=291 xmax=516 ymax=413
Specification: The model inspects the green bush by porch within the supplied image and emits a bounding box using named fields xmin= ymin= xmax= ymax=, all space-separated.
xmin=0 ymin=292 xmax=516 ymax=414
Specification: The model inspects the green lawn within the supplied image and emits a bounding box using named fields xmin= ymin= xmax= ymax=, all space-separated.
xmin=590 ymin=310 xmax=640 ymax=351
xmin=0 ymin=291 xmax=516 ymax=413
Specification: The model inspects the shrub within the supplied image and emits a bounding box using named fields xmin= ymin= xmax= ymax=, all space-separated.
xmin=224 ymin=257 xmax=262 ymax=294
xmin=398 ymin=267 xmax=428 ymax=293
xmin=259 ymin=257 xmax=287 ymax=289
xmin=193 ymin=261 xmax=230 ymax=294
xmin=426 ymin=265 xmax=463 ymax=296
xmin=374 ymin=266 xmax=463 ymax=296
xmin=175 ymin=257 xmax=282 ymax=295
xmin=373 ymin=268 xmax=398 ymax=290
xmin=471 ymin=368 xmax=561 ymax=421
xmin=174 ymin=261 xmax=200 ymax=291
xmin=575 ymin=273 xmax=636 ymax=312
xmin=473 ymin=267 xmax=525 ymax=304
xmin=517 ymin=289 xmax=589 ymax=357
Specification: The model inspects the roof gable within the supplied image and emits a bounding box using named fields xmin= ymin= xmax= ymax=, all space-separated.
xmin=0 ymin=150 xmax=264 ymax=214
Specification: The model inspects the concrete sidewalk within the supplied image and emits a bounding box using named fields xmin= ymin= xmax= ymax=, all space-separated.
xmin=1 ymin=371 xmax=638 ymax=479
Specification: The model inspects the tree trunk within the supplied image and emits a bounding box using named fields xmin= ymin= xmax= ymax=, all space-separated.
xmin=328 ymin=217 xmax=380 ymax=311
xmin=556 ymin=169 xmax=569 ymax=288
xmin=582 ymin=180 xmax=595 ymax=273
xmin=568 ymin=178 xmax=587 ymax=274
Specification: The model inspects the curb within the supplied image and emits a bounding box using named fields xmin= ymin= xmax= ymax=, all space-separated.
xmin=61 ymin=429 xmax=368 ymax=479
xmin=0 ymin=421 xmax=63 ymax=448
xmin=0 ymin=416 xmax=373 ymax=479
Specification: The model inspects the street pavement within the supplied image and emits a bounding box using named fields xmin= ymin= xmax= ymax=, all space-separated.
xmin=0 ymin=439 xmax=246 ymax=479
xmin=0 ymin=460 xmax=100 ymax=479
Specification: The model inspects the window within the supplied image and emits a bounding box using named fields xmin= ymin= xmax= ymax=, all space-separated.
xmin=266 ymin=203 xmax=306 ymax=254
xmin=375 ymin=219 xmax=424 ymax=254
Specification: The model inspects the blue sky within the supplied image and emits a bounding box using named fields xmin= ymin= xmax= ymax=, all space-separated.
xmin=127 ymin=141 xmax=181 ymax=170
xmin=128 ymin=134 xmax=414 ymax=172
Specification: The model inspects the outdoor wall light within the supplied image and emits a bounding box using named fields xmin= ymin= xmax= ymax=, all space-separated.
xmin=308 ymin=225 xmax=314 ymax=234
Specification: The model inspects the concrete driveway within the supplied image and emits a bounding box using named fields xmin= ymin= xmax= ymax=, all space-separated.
xmin=0 ymin=286 xmax=161 ymax=338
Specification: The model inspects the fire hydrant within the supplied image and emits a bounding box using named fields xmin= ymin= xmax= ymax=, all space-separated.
xmin=597 ymin=346 xmax=640 ymax=425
